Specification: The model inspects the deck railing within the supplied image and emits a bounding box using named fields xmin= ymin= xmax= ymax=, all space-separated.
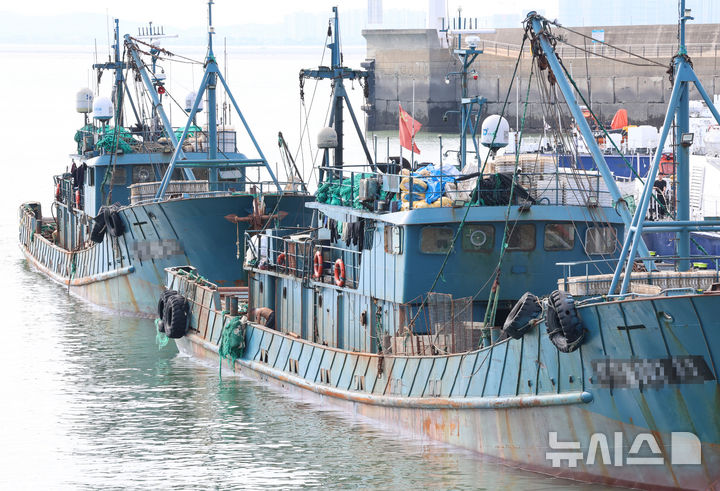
xmin=75 ymin=127 xmax=237 ymax=156
xmin=316 ymin=159 xmax=613 ymax=211
xmin=244 ymin=229 xmax=361 ymax=289
xmin=129 ymin=179 xmax=301 ymax=205
xmin=456 ymin=37 xmax=720 ymax=60
xmin=557 ymin=255 xmax=720 ymax=297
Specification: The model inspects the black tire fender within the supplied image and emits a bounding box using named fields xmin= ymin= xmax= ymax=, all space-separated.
xmin=104 ymin=205 xmax=126 ymax=237
xmin=546 ymin=290 xmax=585 ymax=353
xmin=164 ymin=294 xmax=190 ymax=339
xmin=90 ymin=207 xmax=107 ymax=243
xmin=157 ymin=289 xmax=177 ymax=320
xmin=502 ymin=292 xmax=542 ymax=339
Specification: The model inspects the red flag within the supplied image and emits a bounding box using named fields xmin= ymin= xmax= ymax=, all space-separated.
xmin=399 ymin=104 xmax=421 ymax=154
xmin=610 ymin=108 xmax=628 ymax=130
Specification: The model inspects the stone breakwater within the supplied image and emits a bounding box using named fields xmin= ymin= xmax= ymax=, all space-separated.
xmin=362 ymin=23 xmax=720 ymax=132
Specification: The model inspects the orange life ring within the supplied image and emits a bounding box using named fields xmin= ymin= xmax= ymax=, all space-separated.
xmin=75 ymin=190 xmax=81 ymax=208
xmin=276 ymin=253 xmax=286 ymax=271
xmin=313 ymin=251 xmax=323 ymax=279
xmin=333 ymin=258 xmax=346 ymax=287
xmin=55 ymin=182 xmax=61 ymax=201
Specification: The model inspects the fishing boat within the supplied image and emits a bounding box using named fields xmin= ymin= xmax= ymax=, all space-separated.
xmin=18 ymin=4 xmax=310 ymax=316
xmin=148 ymin=6 xmax=720 ymax=489
xmin=156 ymin=3 xmax=643 ymax=348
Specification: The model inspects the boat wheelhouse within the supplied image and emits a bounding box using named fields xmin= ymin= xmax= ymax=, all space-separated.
xmin=19 ymin=6 xmax=311 ymax=315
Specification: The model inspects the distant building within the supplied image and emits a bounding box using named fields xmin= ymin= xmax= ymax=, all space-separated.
xmin=368 ymin=0 xmax=383 ymax=26
xmin=558 ymin=0 xmax=720 ymax=26
xmin=427 ymin=0 xmax=445 ymax=31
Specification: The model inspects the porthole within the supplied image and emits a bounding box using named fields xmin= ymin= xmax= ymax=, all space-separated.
xmin=462 ymin=224 xmax=494 ymax=252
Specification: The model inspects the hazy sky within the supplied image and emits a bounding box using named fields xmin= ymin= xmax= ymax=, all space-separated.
xmin=2 ymin=0 xmax=559 ymax=26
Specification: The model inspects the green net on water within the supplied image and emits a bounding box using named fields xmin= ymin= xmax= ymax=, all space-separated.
xmin=315 ymin=173 xmax=387 ymax=209
xmin=155 ymin=319 xmax=170 ymax=349
xmin=218 ymin=316 xmax=246 ymax=378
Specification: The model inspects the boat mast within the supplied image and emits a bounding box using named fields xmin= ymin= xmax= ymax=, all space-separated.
xmin=300 ymin=7 xmax=375 ymax=179
xmin=675 ymin=0 xmax=691 ymax=270
xmin=113 ymin=20 xmax=124 ymax=126
xmin=526 ymin=13 xmax=651 ymax=262
xmin=124 ymin=0 xmax=281 ymax=200
xmin=332 ymin=9 xmax=343 ymax=172
xmin=608 ymin=0 xmax=720 ymax=295
xmin=93 ymin=19 xmax=126 ymax=127
xmin=206 ymin=0 xmax=218 ymax=184
xmin=439 ymin=11 xmax=488 ymax=170
xmin=454 ymin=36 xmax=484 ymax=170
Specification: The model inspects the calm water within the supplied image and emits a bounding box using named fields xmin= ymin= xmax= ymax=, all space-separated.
xmin=1 ymin=43 xmax=611 ymax=489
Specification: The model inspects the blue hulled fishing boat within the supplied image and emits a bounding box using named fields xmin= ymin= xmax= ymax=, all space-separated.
xmin=155 ymin=3 xmax=720 ymax=488
xmin=18 ymin=3 xmax=310 ymax=315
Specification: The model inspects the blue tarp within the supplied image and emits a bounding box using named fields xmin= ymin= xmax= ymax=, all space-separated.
xmin=413 ymin=164 xmax=460 ymax=203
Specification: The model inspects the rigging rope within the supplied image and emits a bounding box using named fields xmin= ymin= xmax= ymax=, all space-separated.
xmin=296 ymin=29 xmax=330 ymax=185
xmin=127 ymin=36 xmax=204 ymax=65
xmin=553 ymin=39 xmax=665 ymax=68
xmin=554 ymin=52 xmax=688 ymax=219
xmin=482 ymin=64 xmax=535 ymax=330
xmin=548 ymin=22 xmax=667 ymax=68
xmin=535 ymin=21 xmax=715 ymax=263
xmin=533 ymin=54 xmax=628 ymax=268
xmin=407 ymin=31 xmax=530 ymax=331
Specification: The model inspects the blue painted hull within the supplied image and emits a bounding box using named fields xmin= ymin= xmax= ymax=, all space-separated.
xmin=167 ymin=268 xmax=720 ymax=489
xmin=19 ymin=194 xmax=311 ymax=315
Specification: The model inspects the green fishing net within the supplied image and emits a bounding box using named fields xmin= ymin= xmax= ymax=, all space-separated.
xmin=218 ymin=316 xmax=246 ymax=378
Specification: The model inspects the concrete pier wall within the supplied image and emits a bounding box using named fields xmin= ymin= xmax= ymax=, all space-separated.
xmin=362 ymin=24 xmax=720 ymax=132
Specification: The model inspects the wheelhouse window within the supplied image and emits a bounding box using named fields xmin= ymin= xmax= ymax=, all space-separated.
xmin=544 ymin=223 xmax=575 ymax=251
xmin=111 ymin=167 xmax=127 ymax=185
xmin=585 ymin=226 xmax=618 ymax=255
xmin=506 ymin=224 xmax=536 ymax=251
xmin=420 ymin=227 xmax=454 ymax=254
xmin=462 ymin=224 xmax=494 ymax=252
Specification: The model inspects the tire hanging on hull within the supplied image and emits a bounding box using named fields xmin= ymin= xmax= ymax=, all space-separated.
xmin=163 ymin=294 xmax=190 ymax=339
xmin=90 ymin=207 xmax=107 ymax=243
xmin=502 ymin=292 xmax=542 ymax=339
xmin=157 ymin=289 xmax=178 ymax=333
xmin=104 ymin=205 xmax=126 ymax=237
xmin=546 ymin=290 xmax=585 ymax=353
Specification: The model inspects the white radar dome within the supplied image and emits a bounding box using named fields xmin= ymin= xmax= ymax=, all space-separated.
xmin=93 ymin=96 xmax=114 ymax=121
xmin=317 ymin=127 xmax=338 ymax=149
xmin=76 ymin=88 xmax=94 ymax=114
xmin=184 ymin=91 xmax=204 ymax=113
xmin=480 ymin=115 xmax=510 ymax=149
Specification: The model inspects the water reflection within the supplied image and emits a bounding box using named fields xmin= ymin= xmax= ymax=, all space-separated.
xmin=3 ymin=256 xmax=612 ymax=489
